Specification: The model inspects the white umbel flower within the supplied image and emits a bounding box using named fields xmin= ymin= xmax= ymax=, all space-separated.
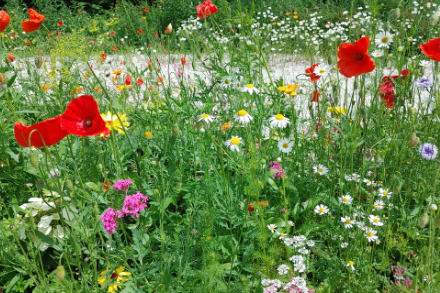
xmin=269 ymin=114 xmax=290 ymax=128
xmin=234 ymin=109 xmax=253 ymax=125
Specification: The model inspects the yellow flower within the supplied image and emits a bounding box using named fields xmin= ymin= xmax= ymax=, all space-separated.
xmin=101 ymin=111 xmax=130 ymax=135
xmin=98 ymin=265 xmax=131 ymax=292
xmin=116 ymin=85 xmax=125 ymax=91
xmin=144 ymin=131 xmax=153 ymax=139
xmin=284 ymin=84 xmax=298 ymax=94
xmin=41 ymin=84 xmax=51 ymax=91
xmin=95 ymin=87 xmax=103 ymax=92
xmin=113 ymin=70 xmax=123 ymax=75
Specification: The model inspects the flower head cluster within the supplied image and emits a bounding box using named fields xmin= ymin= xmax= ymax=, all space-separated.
xmin=121 ymin=191 xmax=149 ymax=218
xmin=100 ymin=208 xmax=118 ymax=234
xmin=270 ymin=161 xmax=285 ymax=179
xmin=113 ymin=179 xmax=133 ymax=192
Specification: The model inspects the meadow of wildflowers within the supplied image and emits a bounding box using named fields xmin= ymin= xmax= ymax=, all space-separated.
xmin=1 ymin=0 xmax=440 ymax=292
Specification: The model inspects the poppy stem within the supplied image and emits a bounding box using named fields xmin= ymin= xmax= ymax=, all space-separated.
xmin=4 ymin=91 xmax=19 ymax=121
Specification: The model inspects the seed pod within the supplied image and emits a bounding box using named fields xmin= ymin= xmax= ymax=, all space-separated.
xmin=172 ymin=124 xmax=179 ymax=137
xmin=408 ymin=106 xmax=416 ymax=115
xmin=165 ymin=23 xmax=173 ymax=34
xmin=408 ymin=137 xmax=420 ymax=148
xmin=420 ymin=213 xmax=429 ymax=228
xmin=435 ymin=216 xmax=440 ymax=228
xmin=430 ymin=204 xmax=438 ymax=211
xmin=64 ymin=180 xmax=74 ymax=192
xmin=55 ymin=265 xmax=65 ymax=281
xmin=35 ymin=55 xmax=43 ymax=68
xmin=35 ymin=180 xmax=45 ymax=191
xmin=143 ymin=90 xmax=150 ymax=102
xmin=175 ymin=182 xmax=182 ymax=194
xmin=393 ymin=8 xmax=400 ymax=19
xmin=30 ymin=153 xmax=39 ymax=169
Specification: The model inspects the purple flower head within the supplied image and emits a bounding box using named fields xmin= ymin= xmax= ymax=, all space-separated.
xmin=390 ymin=265 xmax=406 ymax=280
xmin=113 ymin=179 xmax=133 ymax=192
xmin=121 ymin=191 xmax=149 ymax=218
xmin=270 ymin=161 xmax=285 ymax=179
xmin=100 ymin=207 xmax=118 ymax=234
xmin=415 ymin=76 xmax=434 ymax=88
xmin=418 ymin=143 xmax=438 ymax=160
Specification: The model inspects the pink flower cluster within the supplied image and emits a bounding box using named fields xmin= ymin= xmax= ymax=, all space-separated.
xmin=100 ymin=188 xmax=149 ymax=234
xmin=100 ymin=208 xmax=118 ymax=234
xmin=270 ymin=162 xmax=285 ymax=179
xmin=113 ymin=179 xmax=133 ymax=192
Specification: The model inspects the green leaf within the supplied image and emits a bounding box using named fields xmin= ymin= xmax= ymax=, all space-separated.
xmin=85 ymin=182 xmax=100 ymax=192
xmin=7 ymin=74 xmax=17 ymax=87
xmin=34 ymin=230 xmax=63 ymax=251
xmin=6 ymin=274 xmax=21 ymax=293
xmin=0 ymin=173 xmax=16 ymax=181
xmin=267 ymin=178 xmax=278 ymax=190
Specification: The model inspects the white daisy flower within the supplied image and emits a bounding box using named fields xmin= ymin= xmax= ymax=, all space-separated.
xmin=363 ymin=178 xmax=374 ymax=186
xmin=241 ymin=83 xmax=259 ymax=94
xmin=267 ymin=223 xmax=277 ymax=233
xmin=371 ymin=50 xmax=383 ymax=57
xmin=373 ymin=200 xmax=384 ymax=210
xmin=219 ymin=76 xmax=233 ymax=88
xmin=341 ymin=242 xmax=348 ymax=248
xmin=269 ymin=114 xmax=290 ymax=128
xmin=277 ymin=231 xmax=288 ymax=240
xmin=378 ymin=188 xmax=392 ymax=199
xmin=313 ymin=164 xmax=329 ymax=175
xmin=369 ymin=215 xmax=383 ymax=226
xmin=197 ymin=113 xmax=215 ymax=124
xmin=341 ymin=216 xmax=355 ymax=228
xmin=365 ymin=227 xmax=378 ymax=242
xmin=375 ymin=31 xmax=393 ymax=48
xmin=419 ymin=60 xmax=431 ymax=67
xmin=339 ymin=194 xmax=353 ymax=205
xmin=313 ymin=64 xmax=330 ymax=77
xmin=234 ymin=109 xmax=253 ymax=125
xmin=347 ymin=261 xmax=355 ymax=271
xmin=314 ymin=204 xmax=329 ymax=215
xmin=278 ymin=138 xmax=294 ymax=153
xmin=224 ymin=136 xmax=242 ymax=152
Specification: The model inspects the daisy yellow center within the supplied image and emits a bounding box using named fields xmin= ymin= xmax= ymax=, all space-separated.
xmin=366 ymin=180 xmax=371 ymax=184
xmin=373 ymin=219 xmax=379 ymax=223
xmin=319 ymin=69 xmax=325 ymax=74
xmin=270 ymin=226 xmax=274 ymax=230
xmin=383 ymin=191 xmax=388 ymax=195
xmin=225 ymin=79 xmax=230 ymax=84
xmin=348 ymin=261 xmax=354 ymax=266
xmin=318 ymin=168 xmax=324 ymax=173
xmin=246 ymin=84 xmax=254 ymax=88
xmin=276 ymin=114 xmax=284 ymax=120
xmin=202 ymin=114 xmax=209 ymax=119
xmin=343 ymin=197 xmax=348 ymax=202
xmin=378 ymin=203 xmax=383 ymax=206
xmin=230 ymin=138 xmax=240 ymax=145
xmin=345 ymin=219 xmax=351 ymax=224
xmin=280 ymin=232 xmax=284 ymax=236
xmin=367 ymin=232 xmax=373 ymax=237
xmin=283 ymin=143 xmax=289 ymax=148
xmin=319 ymin=208 xmax=324 ymax=213
xmin=238 ymin=110 xmax=247 ymax=116
xmin=381 ymin=37 xmax=389 ymax=43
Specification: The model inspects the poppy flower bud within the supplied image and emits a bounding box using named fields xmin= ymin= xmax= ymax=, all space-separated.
xmin=143 ymin=90 xmax=150 ymax=102
xmin=55 ymin=265 xmax=65 ymax=281
xmin=35 ymin=180 xmax=44 ymax=191
xmin=29 ymin=153 xmax=39 ymax=169
xmin=420 ymin=213 xmax=429 ymax=228
xmin=408 ymin=106 xmax=416 ymax=115
xmin=65 ymin=179 xmax=74 ymax=192
xmin=248 ymin=203 xmax=254 ymax=214
xmin=393 ymin=8 xmax=400 ymax=20
xmin=408 ymin=136 xmax=420 ymax=148
xmin=430 ymin=204 xmax=438 ymax=211
xmin=393 ymin=181 xmax=403 ymax=194
xmin=165 ymin=23 xmax=172 ymax=34
xmin=35 ymin=55 xmax=43 ymax=68
xmin=172 ymin=124 xmax=179 ymax=137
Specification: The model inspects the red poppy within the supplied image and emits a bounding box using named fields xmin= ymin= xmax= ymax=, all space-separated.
xmin=78 ymin=10 xmax=82 ymax=14
xmin=400 ymin=69 xmax=410 ymax=78
xmin=91 ymin=40 xmax=95 ymax=45
xmin=248 ymin=203 xmax=254 ymax=215
xmin=144 ymin=8 xmax=149 ymax=12
xmin=305 ymin=63 xmax=320 ymax=82
xmin=125 ymin=75 xmax=132 ymax=86
xmin=137 ymin=29 xmax=143 ymax=34
xmin=0 ymin=10 xmax=10 ymax=33
xmin=7 ymin=55 xmax=15 ymax=62
xmin=26 ymin=41 xmax=31 ymax=46
xmin=103 ymin=180 xmax=112 ymax=191
xmin=14 ymin=116 xmax=69 ymax=148
xmin=379 ymin=76 xmax=398 ymax=109
xmin=312 ymin=90 xmax=321 ymax=102
xmin=148 ymin=85 xmax=153 ymax=91
xmin=60 ymin=95 xmax=108 ymax=137
xmin=181 ymin=57 xmax=186 ymax=66
xmin=419 ymin=38 xmax=440 ymax=62
xmin=57 ymin=21 xmax=63 ymax=27
xmin=110 ymin=31 xmax=115 ymax=36
xmin=0 ymin=74 xmax=5 ymax=83
xmin=136 ymin=78 xmax=144 ymax=85
xmin=196 ymin=0 xmax=218 ymax=18
xmin=21 ymin=8 xmax=45 ymax=33
xmin=147 ymin=60 xmax=152 ymax=70
xmin=337 ymin=36 xmax=375 ymax=78
xmin=9 ymin=33 xmax=15 ymax=38
xmin=113 ymin=46 xmax=118 ymax=51
xmin=101 ymin=53 xmax=107 ymax=62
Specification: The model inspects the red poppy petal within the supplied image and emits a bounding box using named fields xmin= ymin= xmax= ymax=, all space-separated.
xmin=28 ymin=8 xmax=45 ymax=22
xmin=14 ymin=116 xmax=69 ymax=148
xmin=21 ymin=19 xmax=43 ymax=33
xmin=60 ymin=95 xmax=107 ymax=136
xmin=0 ymin=10 xmax=10 ymax=33
xmin=419 ymin=38 xmax=440 ymax=62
